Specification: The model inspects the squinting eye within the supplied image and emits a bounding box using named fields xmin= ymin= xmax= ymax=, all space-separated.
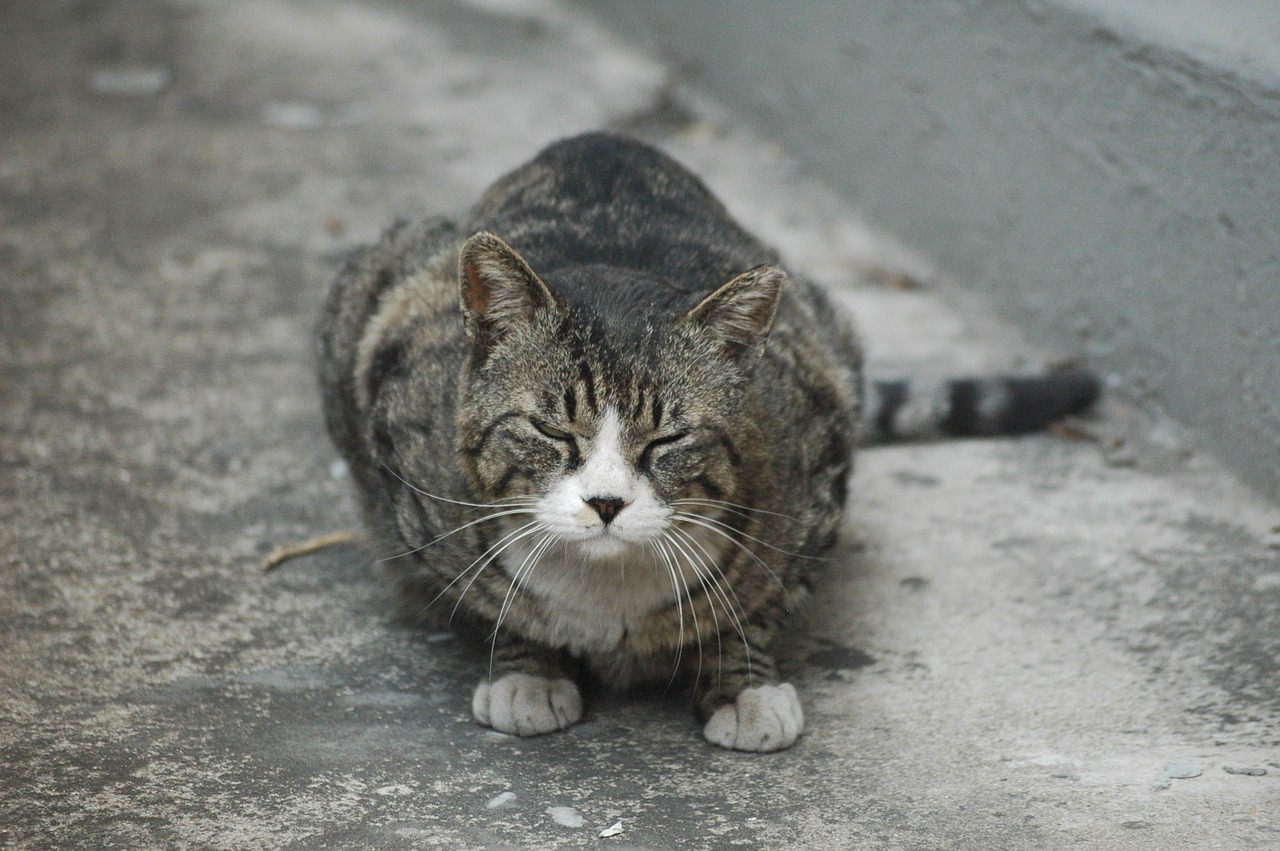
xmin=641 ymin=431 xmax=690 ymax=470
xmin=645 ymin=432 xmax=689 ymax=452
xmin=532 ymin=420 xmax=574 ymax=442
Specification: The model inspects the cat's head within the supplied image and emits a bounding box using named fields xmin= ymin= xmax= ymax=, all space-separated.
xmin=455 ymin=231 xmax=784 ymax=559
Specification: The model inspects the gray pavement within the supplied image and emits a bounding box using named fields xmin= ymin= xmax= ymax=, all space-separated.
xmin=2 ymin=1 xmax=1277 ymax=848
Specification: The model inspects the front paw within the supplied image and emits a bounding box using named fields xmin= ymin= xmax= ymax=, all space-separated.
xmin=702 ymin=683 xmax=804 ymax=752
xmin=472 ymin=672 xmax=583 ymax=737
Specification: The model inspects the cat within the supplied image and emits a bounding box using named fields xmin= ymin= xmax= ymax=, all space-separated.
xmin=315 ymin=132 xmax=1098 ymax=752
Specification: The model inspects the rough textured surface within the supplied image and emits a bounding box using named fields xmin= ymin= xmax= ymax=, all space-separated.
xmin=587 ymin=0 xmax=1280 ymax=503
xmin=1061 ymin=0 xmax=1280 ymax=86
xmin=1 ymin=1 xmax=1277 ymax=848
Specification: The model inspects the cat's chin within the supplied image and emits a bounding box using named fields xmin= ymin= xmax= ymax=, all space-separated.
xmin=568 ymin=533 xmax=645 ymax=562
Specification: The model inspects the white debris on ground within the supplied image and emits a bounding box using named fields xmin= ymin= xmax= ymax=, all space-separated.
xmin=1152 ymin=763 xmax=1203 ymax=791
xmin=546 ymin=806 xmax=585 ymax=828
xmin=87 ymin=66 xmax=169 ymax=96
xmin=486 ymin=791 xmax=517 ymax=809
xmin=373 ymin=784 xmax=413 ymax=797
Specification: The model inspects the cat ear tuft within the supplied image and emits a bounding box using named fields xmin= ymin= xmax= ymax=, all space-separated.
xmin=458 ymin=231 xmax=559 ymax=343
xmin=683 ymin=265 xmax=786 ymax=362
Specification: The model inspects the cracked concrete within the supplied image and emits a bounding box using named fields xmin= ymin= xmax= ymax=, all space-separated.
xmin=1 ymin=1 xmax=1276 ymax=848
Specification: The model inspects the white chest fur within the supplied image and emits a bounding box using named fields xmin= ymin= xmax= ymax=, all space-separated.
xmin=500 ymin=528 xmax=725 ymax=656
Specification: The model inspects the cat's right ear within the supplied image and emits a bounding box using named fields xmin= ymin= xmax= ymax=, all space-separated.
xmin=458 ymin=231 xmax=559 ymax=345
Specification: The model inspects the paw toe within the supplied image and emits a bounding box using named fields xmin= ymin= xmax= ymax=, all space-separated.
xmin=703 ymin=683 xmax=803 ymax=752
xmin=473 ymin=673 xmax=582 ymax=737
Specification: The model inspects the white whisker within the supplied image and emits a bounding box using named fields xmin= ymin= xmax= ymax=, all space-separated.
xmin=670 ymin=512 xmax=783 ymax=586
xmin=439 ymin=521 xmax=546 ymax=621
xmin=670 ymin=525 xmax=748 ymax=638
xmin=379 ymin=506 xmax=539 ymax=563
xmin=671 ymin=497 xmax=800 ymax=524
xmin=488 ymin=532 xmax=556 ymax=679
xmin=663 ymin=528 xmax=727 ymax=682
xmin=673 ymin=510 xmax=827 ymax=563
xmin=671 ymin=500 xmax=768 ymax=529
xmin=657 ymin=535 xmax=706 ymax=688
xmin=455 ymin=524 xmax=546 ymax=614
xmin=668 ymin=525 xmax=755 ymax=684
xmin=648 ymin=540 xmax=686 ymax=686
xmin=381 ymin=464 xmax=537 ymax=510
xmin=401 ymin=520 xmax=540 ymax=620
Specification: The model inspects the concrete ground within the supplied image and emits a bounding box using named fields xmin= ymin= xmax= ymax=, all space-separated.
xmin=1 ymin=1 xmax=1276 ymax=848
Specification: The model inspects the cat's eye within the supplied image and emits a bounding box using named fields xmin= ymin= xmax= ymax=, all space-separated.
xmin=640 ymin=431 xmax=690 ymax=472
xmin=532 ymin=420 xmax=574 ymax=442
xmin=645 ymin=432 xmax=690 ymax=451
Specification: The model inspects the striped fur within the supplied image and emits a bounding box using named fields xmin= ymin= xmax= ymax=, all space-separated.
xmin=316 ymin=133 xmax=1095 ymax=752
xmin=862 ymin=372 xmax=1100 ymax=444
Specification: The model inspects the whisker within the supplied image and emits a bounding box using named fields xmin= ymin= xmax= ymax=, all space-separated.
xmin=671 ymin=497 xmax=801 ymax=524
xmin=669 ymin=525 xmax=756 ymax=685
xmin=670 ymin=512 xmax=790 ymax=597
xmin=488 ymin=532 xmax=556 ymax=680
xmin=670 ymin=500 xmax=763 ymax=529
xmin=421 ymin=506 xmax=538 ymax=547
xmin=403 ymin=519 xmax=542 ymax=620
xmin=379 ymin=506 xmax=539 ymax=563
xmin=695 ymin=548 xmax=755 ymax=687
xmin=657 ymin=534 xmax=705 ymax=692
xmin=381 ymin=464 xmax=537 ymax=510
xmin=494 ymin=532 xmax=555 ymax=633
xmin=673 ymin=510 xmax=828 ymax=562
xmin=663 ymin=530 xmax=715 ymax=631
xmin=664 ymin=528 xmax=727 ymax=682
xmin=670 ymin=525 xmax=748 ymax=641
xmin=450 ymin=522 xmax=547 ymax=623
xmin=649 ymin=540 xmax=686 ymax=687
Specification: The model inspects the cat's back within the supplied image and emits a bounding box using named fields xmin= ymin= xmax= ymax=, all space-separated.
xmin=467 ymin=133 xmax=776 ymax=293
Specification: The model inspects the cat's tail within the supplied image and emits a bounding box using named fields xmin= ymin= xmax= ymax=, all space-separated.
xmin=860 ymin=369 xmax=1101 ymax=445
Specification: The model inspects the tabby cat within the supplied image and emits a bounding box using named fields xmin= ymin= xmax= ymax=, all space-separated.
xmin=316 ymin=133 xmax=1097 ymax=752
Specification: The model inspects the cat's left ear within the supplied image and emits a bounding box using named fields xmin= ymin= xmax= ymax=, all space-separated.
xmin=682 ymin=265 xmax=786 ymax=362
xmin=458 ymin=231 xmax=560 ymax=345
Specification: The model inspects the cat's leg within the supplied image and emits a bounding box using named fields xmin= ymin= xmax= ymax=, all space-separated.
xmin=694 ymin=629 xmax=804 ymax=752
xmin=471 ymin=636 xmax=582 ymax=736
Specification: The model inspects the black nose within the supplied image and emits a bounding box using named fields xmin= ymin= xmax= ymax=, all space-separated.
xmin=585 ymin=496 xmax=626 ymax=524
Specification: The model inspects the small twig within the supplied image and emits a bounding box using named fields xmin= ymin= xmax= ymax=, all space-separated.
xmin=1048 ymin=418 xmax=1100 ymax=443
xmin=262 ymin=530 xmax=364 ymax=572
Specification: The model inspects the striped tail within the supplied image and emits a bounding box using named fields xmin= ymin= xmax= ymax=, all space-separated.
xmin=862 ymin=370 xmax=1101 ymax=445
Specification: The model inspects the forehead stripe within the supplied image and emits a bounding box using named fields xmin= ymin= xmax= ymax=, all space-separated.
xmin=578 ymin=362 xmax=598 ymax=413
xmin=563 ymin=385 xmax=577 ymax=422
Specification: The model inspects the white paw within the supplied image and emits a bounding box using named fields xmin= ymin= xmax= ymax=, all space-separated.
xmin=703 ymin=683 xmax=804 ymax=752
xmin=472 ymin=672 xmax=583 ymax=737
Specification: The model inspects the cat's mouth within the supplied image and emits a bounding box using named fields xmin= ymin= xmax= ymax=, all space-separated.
xmin=533 ymin=483 xmax=673 ymax=562
xmin=561 ymin=512 xmax=668 ymax=560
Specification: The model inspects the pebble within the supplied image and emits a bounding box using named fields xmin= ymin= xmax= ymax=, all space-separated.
xmin=1223 ymin=766 xmax=1267 ymax=776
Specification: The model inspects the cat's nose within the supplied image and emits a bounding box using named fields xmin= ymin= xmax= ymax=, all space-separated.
xmin=584 ymin=496 xmax=627 ymax=524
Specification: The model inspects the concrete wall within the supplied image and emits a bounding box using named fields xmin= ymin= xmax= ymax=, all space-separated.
xmin=585 ymin=0 xmax=1280 ymax=501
